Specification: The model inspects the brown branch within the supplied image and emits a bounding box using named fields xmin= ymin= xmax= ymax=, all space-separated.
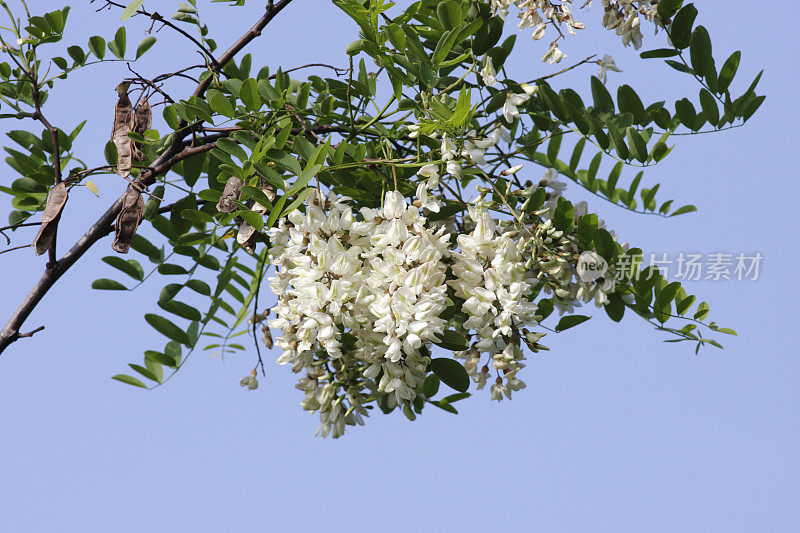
xmin=0 ymin=243 xmax=31 ymax=256
xmin=17 ymin=326 xmax=44 ymax=338
xmin=268 ymin=63 xmax=348 ymax=79
xmin=0 ymin=222 xmax=39 ymax=244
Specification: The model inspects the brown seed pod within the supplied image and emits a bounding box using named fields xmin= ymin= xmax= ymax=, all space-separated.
xmin=216 ymin=176 xmax=244 ymax=213
xmin=33 ymin=182 xmax=68 ymax=255
xmin=261 ymin=326 xmax=273 ymax=349
xmin=262 ymin=183 xmax=276 ymax=203
xmin=132 ymin=98 xmax=152 ymax=162
xmin=112 ymin=82 xmax=135 ymax=177
xmin=112 ymin=188 xmax=145 ymax=253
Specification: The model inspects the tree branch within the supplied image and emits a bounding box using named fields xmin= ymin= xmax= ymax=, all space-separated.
xmin=0 ymin=0 xmax=295 ymax=356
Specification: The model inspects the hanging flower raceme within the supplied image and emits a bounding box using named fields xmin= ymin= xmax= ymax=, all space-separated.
xmin=267 ymin=188 xmax=453 ymax=436
xmin=450 ymin=205 xmax=541 ymax=400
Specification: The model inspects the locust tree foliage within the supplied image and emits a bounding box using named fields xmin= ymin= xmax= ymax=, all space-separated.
xmin=0 ymin=0 xmax=764 ymax=437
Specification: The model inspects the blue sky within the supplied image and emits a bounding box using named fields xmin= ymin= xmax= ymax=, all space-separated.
xmin=0 ymin=1 xmax=798 ymax=532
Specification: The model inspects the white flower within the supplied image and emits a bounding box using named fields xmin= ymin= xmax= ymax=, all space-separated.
xmin=480 ymin=56 xmax=497 ymax=86
xmin=239 ymin=370 xmax=259 ymax=390
xmin=416 ymin=182 xmax=441 ymax=213
xmin=500 ymin=163 xmax=524 ymax=176
xmin=489 ymin=124 xmax=512 ymax=144
xmin=446 ymin=160 xmax=462 ymax=178
xmin=597 ymin=54 xmax=622 ymax=84
xmin=540 ymin=41 xmax=566 ymax=64
xmin=441 ymin=135 xmax=457 ymax=160
xmin=416 ymin=163 xmax=440 ymax=188
xmin=503 ymin=92 xmax=530 ymax=122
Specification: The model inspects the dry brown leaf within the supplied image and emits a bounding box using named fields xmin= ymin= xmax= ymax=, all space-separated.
xmin=216 ymin=176 xmax=244 ymax=213
xmin=112 ymin=188 xmax=145 ymax=253
xmin=132 ymin=98 xmax=152 ymax=162
xmin=33 ymin=182 xmax=68 ymax=255
xmin=112 ymin=82 xmax=134 ymax=177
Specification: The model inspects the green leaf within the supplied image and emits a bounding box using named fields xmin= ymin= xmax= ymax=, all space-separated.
xmin=657 ymin=0 xmax=683 ymax=19
xmin=617 ymin=85 xmax=648 ymax=125
xmin=135 ymin=36 xmax=156 ymax=59
xmin=553 ymin=197 xmax=574 ymax=232
xmin=651 ymin=141 xmax=670 ymax=162
xmin=101 ymin=256 xmax=144 ymax=281
xmin=694 ymin=301 xmax=710 ymax=320
xmin=555 ymin=315 xmax=590 ymax=332
xmin=88 ymin=36 xmax=106 ymax=59
xmin=238 ymin=209 xmax=264 ymax=231
xmin=208 ymin=90 xmax=234 ymax=118
xmin=216 ymin=138 xmax=247 ymax=161
xmin=430 ymin=358 xmax=470 ymax=393
xmin=670 ymin=204 xmax=697 ymax=217
xmin=158 ymin=300 xmax=202 ymax=322
xmin=626 ymin=127 xmax=648 ymax=163
xmin=121 ymin=0 xmax=145 ymax=21
xmin=144 ymin=313 xmax=190 ymax=346
xmin=108 ymin=27 xmax=127 ymax=59
xmin=162 ymin=106 xmax=179 ymax=130
xmin=239 ymin=78 xmax=261 ymax=112
xmin=433 ymin=330 xmax=470 ymax=351
xmin=675 ymin=98 xmax=698 ymax=130
xmin=441 ymin=392 xmax=470 ymax=404
xmin=129 ymin=364 xmax=158 ymax=383
xmin=282 ymin=188 xmax=313 ymax=217
xmin=716 ymin=51 xmax=741 ymax=94
xmin=157 ymin=263 xmax=188 ymax=275
xmin=436 ymin=1 xmax=462 ymax=30
xmin=67 ymin=45 xmax=86 ymax=65
xmin=604 ymin=294 xmax=625 ymax=322
xmin=698 ymin=89 xmax=719 ymax=126
xmin=112 ymin=374 xmax=147 ymax=388
xmin=593 ymin=228 xmax=616 ymax=263
xmin=186 ymin=279 xmax=211 ymax=296
xmin=665 ymin=60 xmax=694 ymax=74
xmin=669 ymin=3 xmax=698 ymax=50
xmin=640 ymin=48 xmax=681 ymax=59
xmin=431 ymin=400 xmax=458 ymax=414
xmin=422 ymin=374 xmax=440 ymax=397
xmin=590 ymin=76 xmax=614 ymax=114
xmin=91 ymin=278 xmax=128 ymax=290
xmin=689 ymin=25 xmax=714 ymax=84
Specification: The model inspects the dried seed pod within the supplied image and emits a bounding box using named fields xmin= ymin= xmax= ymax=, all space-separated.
xmin=261 ymin=326 xmax=273 ymax=349
xmin=262 ymin=183 xmax=276 ymax=203
xmin=33 ymin=182 xmax=68 ymax=255
xmin=216 ymin=176 xmax=244 ymax=213
xmin=112 ymin=188 xmax=145 ymax=253
xmin=112 ymin=82 xmax=135 ymax=177
xmin=132 ymin=98 xmax=152 ymax=162
xmin=236 ymin=219 xmax=257 ymax=253
xmin=237 ymin=201 xmax=267 ymax=253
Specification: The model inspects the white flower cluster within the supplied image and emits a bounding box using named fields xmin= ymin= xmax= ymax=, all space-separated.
xmin=489 ymin=0 xmax=584 ymax=64
xmin=487 ymin=0 xmax=662 ymax=62
xmin=450 ymin=206 xmax=539 ymax=400
xmin=266 ymin=164 xmax=630 ymax=435
xmin=599 ymin=0 xmax=660 ymax=50
xmin=267 ymin=188 xmax=452 ymax=437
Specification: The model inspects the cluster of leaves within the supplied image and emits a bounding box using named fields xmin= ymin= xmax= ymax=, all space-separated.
xmin=0 ymin=0 xmax=757 ymax=410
